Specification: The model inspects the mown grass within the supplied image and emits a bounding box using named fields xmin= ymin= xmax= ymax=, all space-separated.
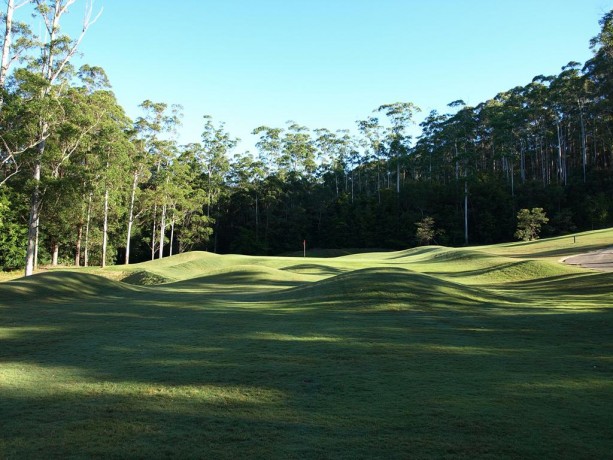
xmin=1 ymin=229 xmax=612 ymax=459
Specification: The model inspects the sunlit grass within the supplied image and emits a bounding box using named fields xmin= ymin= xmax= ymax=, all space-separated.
xmin=480 ymin=227 xmax=613 ymax=260
xmin=1 ymin=228 xmax=612 ymax=458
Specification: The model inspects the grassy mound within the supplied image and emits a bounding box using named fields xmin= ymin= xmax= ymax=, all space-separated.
xmin=482 ymin=259 xmax=579 ymax=281
xmin=269 ymin=267 xmax=508 ymax=309
xmin=282 ymin=247 xmax=390 ymax=257
xmin=0 ymin=271 xmax=139 ymax=302
xmin=120 ymin=270 xmax=172 ymax=286
xmin=112 ymin=251 xmax=227 ymax=283
xmin=280 ymin=262 xmax=347 ymax=276
xmin=161 ymin=265 xmax=314 ymax=293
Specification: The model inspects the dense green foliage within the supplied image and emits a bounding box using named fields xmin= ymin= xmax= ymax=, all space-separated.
xmin=1 ymin=3 xmax=613 ymax=271
xmin=514 ymin=208 xmax=549 ymax=241
xmin=1 ymin=229 xmax=612 ymax=458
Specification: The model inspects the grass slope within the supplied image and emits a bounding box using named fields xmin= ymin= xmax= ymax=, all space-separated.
xmin=1 ymin=229 xmax=612 ymax=458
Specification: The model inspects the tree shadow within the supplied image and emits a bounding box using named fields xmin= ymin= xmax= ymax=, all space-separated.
xmin=501 ymin=271 xmax=613 ymax=296
xmin=280 ymin=264 xmax=346 ymax=276
xmin=500 ymin=242 xmax=612 ymax=260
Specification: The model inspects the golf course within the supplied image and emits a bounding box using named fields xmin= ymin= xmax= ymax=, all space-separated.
xmin=1 ymin=228 xmax=612 ymax=459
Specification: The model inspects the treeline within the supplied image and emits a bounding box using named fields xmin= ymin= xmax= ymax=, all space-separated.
xmin=1 ymin=2 xmax=613 ymax=273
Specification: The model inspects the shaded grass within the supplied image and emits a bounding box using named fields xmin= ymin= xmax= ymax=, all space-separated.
xmin=1 ymin=228 xmax=613 ymax=458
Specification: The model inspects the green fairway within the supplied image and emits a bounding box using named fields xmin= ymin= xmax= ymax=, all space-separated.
xmin=1 ymin=230 xmax=612 ymax=458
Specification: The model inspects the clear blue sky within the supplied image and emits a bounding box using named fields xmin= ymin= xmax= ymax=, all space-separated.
xmin=60 ymin=0 xmax=612 ymax=151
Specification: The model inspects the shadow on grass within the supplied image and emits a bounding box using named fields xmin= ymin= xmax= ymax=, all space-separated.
xmin=436 ymin=259 xmax=572 ymax=283
xmin=501 ymin=271 xmax=613 ymax=297
xmin=499 ymin=242 xmax=612 ymax=260
xmin=158 ymin=270 xmax=306 ymax=294
xmin=280 ymin=264 xmax=346 ymax=276
xmin=1 ymin=268 xmax=612 ymax=458
xmin=387 ymin=246 xmax=439 ymax=258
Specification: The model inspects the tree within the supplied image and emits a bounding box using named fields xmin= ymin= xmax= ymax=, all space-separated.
xmin=514 ymin=208 xmax=549 ymax=241
xmin=282 ymin=121 xmax=316 ymax=176
xmin=29 ymin=68 xmax=131 ymax=268
xmin=0 ymin=0 xmax=32 ymax=97
xmin=252 ymin=125 xmax=283 ymax=175
xmin=0 ymin=2 xmax=33 ymax=191
xmin=169 ymin=144 xmax=210 ymax=254
xmin=0 ymin=185 xmax=26 ymax=269
xmin=96 ymin=117 xmax=133 ymax=268
xmin=22 ymin=0 xmax=102 ymax=276
xmin=135 ymin=99 xmax=182 ymax=260
xmin=123 ymin=133 xmax=148 ymax=265
xmin=415 ymin=216 xmax=439 ymax=245
xmin=376 ymin=102 xmax=421 ymax=193
xmin=356 ymin=116 xmax=385 ymax=200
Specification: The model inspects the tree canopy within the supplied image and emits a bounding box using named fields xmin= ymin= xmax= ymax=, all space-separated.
xmin=1 ymin=3 xmax=613 ymax=272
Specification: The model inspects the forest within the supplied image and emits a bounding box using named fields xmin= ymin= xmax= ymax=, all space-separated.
xmin=1 ymin=2 xmax=613 ymax=274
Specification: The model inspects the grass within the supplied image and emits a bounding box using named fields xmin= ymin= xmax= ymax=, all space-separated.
xmin=1 ymin=229 xmax=612 ymax=458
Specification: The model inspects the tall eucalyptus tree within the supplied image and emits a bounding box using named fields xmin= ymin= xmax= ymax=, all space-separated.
xmin=376 ymin=102 xmax=421 ymax=193
xmin=134 ymin=100 xmax=182 ymax=260
xmin=23 ymin=0 xmax=102 ymax=276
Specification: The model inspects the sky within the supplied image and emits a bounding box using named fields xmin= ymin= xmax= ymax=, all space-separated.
xmin=53 ymin=0 xmax=613 ymax=152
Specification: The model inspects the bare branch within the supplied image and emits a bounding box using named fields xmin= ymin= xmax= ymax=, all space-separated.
xmin=0 ymin=133 xmax=47 ymax=158
xmin=58 ymin=0 xmax=77 ymax=17
xmin=58 ymin=116 xmax=99 ymax=164
xmin=48 ymin=0 xmax=102 ymax=86
xmin=82 ymin=0 xmax=103 ymax=30
xmin=0 ymin=146 xmax=16 ymax=166
xmin=0 ymin=164 xmax=20 ymax=186
xmin=33 ymin=0 xmax=55 ymax=36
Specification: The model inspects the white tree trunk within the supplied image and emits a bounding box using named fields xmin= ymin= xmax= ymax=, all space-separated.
xmin=158 ymin=203 xmax=166 ymax=259
xmin=75 ymin=222 xmax=82 ymax=266
xmin=396 ymin=161 xmax=400 ymax=194
xmin=84 ymin=192 xmax=92 ymax=267
xmin=125 ymin=170 xmax=138 ymax=264
xmin=207 ymin=168 xmax=212 ymax=218
xmin=464 ymin=180 xmax=468 ymax=246
xmin=255 ymin=194 xmax=259 ymax=241
xmin=454 ymin=142 xmax=460 ymax=181
xmin=579 ymin=106 xmax=587 ymax=183
xmin=25 ymin=159 xmax=42 ymax=276
xmin=34 ymin=216 xmax=39 ymax=270
xmin=0 ymin=0 xmax=15 ymax=90
xmin=101 ymin=186 xmax=109 ymax=268
xmin=169 ymin=218 xmax=175 ymax=257
xmin=520 ymin=141 xmax=526 ymax=183
xmin=556 ymin=123 xmax=564 ymax=184
xmin=151 ymin=204 xmax=157 ymax=260
xmin=51 ymin=242 xmax=59 ymax=266
xmin=0 ymin=0 xmax=28 ymax=90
